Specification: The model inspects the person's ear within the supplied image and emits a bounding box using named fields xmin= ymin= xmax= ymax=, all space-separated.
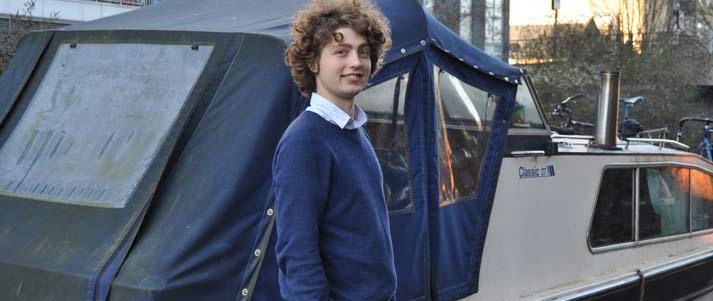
xmin=308 ymin=59 xmax=319 ymax=74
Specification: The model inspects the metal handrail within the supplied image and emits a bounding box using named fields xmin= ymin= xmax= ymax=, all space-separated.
xmin=636 ymin=127 xmax=668 ymax=139
xmin=551 ymin=134 xmax=596 ymax=140
xmin=624 ymin=137 xmax=690 ymax=150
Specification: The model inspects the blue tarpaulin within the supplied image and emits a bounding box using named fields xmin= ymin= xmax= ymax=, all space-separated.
xmin=0 ymin=0 xmax=521 ymax=300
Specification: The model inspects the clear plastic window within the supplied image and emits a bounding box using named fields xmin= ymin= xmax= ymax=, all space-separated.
xmin=590 ymin=169 xmax=634 ymax=247
xmin=691 ymin=169 xmax=713 ymax=231
xmin=356 ymin=74 xmax=412 ymax=214
xmin=0 ymin=43 xmax=213 ymax=208
xmin=435 ymin=67 xmax=496 ymax=206
xmin=511 ymin=81 xmax=546 ymax=129
xmin=639 ymin=167 xmax=690 ymax=239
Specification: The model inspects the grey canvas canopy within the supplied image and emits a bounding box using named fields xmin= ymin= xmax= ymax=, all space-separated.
xmin=0 ymin=0 xmax=524 ymax=300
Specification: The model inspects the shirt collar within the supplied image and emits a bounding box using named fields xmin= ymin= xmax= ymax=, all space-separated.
xmin=307 ymin=92 xmax=368 ymax=129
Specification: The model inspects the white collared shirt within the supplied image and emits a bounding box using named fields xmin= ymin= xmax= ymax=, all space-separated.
xmin=306 ymin=92 xmax=368 ymax=130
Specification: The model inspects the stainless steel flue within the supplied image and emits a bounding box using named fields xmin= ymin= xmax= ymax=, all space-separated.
xmin=595 ymin=71 xmax=620 ymax=148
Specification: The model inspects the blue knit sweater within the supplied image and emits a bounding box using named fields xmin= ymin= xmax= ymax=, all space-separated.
xmin=273 ymin=111 xmax=397 ymax=301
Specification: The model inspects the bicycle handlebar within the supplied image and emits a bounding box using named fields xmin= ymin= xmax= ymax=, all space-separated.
xmin=678 ymin=117 xmax=713 ymax=128
xmin=676 ymin=117 xmax=713 ymax=141
xmin=560 ymin=94 xmax=584 ymax=105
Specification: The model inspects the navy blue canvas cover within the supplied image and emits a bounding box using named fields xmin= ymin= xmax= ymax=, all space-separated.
xmin=0 ymin=0 xmax=522 ymax=300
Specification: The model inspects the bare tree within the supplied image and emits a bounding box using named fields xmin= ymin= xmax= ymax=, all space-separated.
xmin=0 ymin=0 xmax=60 ymax=75
xmin=517 ymin=1 xmax=708 ymax=145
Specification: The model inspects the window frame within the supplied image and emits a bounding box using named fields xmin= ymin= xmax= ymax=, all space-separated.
xmin=690 ymin=168 xmax=713 ymax=232
xmin=588 ymin=167 xmax=636 ymax=248
xmin=588 ymin=162 xmax=713 ymax=254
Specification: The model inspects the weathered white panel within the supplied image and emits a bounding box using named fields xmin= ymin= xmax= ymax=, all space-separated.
xmin=0 ymin=43 xmax=213 ymax=207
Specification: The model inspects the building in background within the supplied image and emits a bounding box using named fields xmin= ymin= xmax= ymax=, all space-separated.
xmin=419 ymin=0 xmax=510 ymax=61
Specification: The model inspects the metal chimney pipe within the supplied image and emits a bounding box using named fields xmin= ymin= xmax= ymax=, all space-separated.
xmin=594 ymin=71 xmax=620 ymax=148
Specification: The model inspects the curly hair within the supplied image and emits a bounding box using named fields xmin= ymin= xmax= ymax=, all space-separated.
xmin=285 ymin=0 xmax=392 ymax=96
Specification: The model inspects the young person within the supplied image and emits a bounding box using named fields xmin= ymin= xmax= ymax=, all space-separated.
xmin=273 ymin=0 xmax=395 ymax=300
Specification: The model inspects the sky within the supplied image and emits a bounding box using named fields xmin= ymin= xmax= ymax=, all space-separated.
xmin=510 ymin=0 xmax=595 ymax=26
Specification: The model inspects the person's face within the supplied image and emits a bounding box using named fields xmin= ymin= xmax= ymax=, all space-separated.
xmin=313 ymin=27 xmax=371 ymax=103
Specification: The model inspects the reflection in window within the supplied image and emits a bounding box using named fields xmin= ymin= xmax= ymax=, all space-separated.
xmin=356 ymin=74 xmax=412 ymax=214
xmin=691 ymin=169 xmax=713 ymax=231
xmin=590 ymin=169 xmax=634 ymax=247
xmin=639 ymin=167 xmax=690 ymax=239
xmin=0 ymin=43 xmax=213 ymax=207
xmin=435 ymin=67 xmax=497 ymax=206
xmin=511 ymin=82 xmax=546 ymax=129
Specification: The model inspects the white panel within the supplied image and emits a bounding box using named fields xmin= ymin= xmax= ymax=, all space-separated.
xmin=0 ymin=43 xmax=213 ymax=207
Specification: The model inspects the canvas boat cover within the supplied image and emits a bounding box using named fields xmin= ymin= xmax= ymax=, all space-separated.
xmin=0 ymin=0 xmax=522 ymax=300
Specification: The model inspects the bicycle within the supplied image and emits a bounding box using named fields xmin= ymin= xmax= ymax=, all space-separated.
xmin=618 ymin=96 xmax=645 ymax=139
xmin=676 ymin=117 xmax=713 ymax=161
xmin=550 ymin=94 xmax=594 ymax=135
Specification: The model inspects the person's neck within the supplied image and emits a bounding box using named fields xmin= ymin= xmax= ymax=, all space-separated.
xmin=316 ymin=92 xmax=355 ymax=118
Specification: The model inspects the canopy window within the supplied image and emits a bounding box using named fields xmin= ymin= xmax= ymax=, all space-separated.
xmin=434 ymin=66 xmax=499 ymax=206
xmin=356 ymin=73 xmax=413 ymax=214
xmin=0 ymin=43 xmax=213 ymax=208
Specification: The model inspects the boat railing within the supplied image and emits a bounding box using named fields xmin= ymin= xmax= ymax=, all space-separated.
xmin=551 ymin=134 xmax=595 ymax=148
xmin=551 ymin=134 xmax=596 ymax=141
xmin=624 ymin=137 xmax=690 ymax=150
xmin=636 ymin=127 xmax=668 ymax=139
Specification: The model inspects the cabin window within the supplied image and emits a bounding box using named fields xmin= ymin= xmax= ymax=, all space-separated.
xmin=590 ymin=169 xmax=635 ymax=247
xmin=356 ymin=74 xmax=413 ymax=214
xmin=591 ymin=166 xmax=713 ymax=250
xmin=639 ymin=167 xmax=690 ymax=239
xmin=511 ymin=81 xmax=546 ymax=129
xmin=434 ymin=67 xmax=496 ymax=206
xmin=0 ymin=43 xmax=213 ymax=208
xmin=691 ymin=169 xmax=713 ymax=231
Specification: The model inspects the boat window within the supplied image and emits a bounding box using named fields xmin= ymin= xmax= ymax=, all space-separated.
xmin=639 ymin=167 xmax=690 ymax=239
xmin=691 ymin=169 xmax=713 ymax=231
xmin=435 ymin=67 xmax=495 ymax=206
xmin=355 ymin=74 xmax=413 ymax=214
xmin=0 ymin=43 xmax=213 ymax=208
xmin=590 ymin=169 xmax=634 ymax=247
xmin=511 ymin=81 xmax=546 ymax=129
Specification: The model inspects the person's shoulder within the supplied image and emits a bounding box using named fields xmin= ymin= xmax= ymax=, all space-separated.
xmin=278 ymin=111 xmax=330 ymax=149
